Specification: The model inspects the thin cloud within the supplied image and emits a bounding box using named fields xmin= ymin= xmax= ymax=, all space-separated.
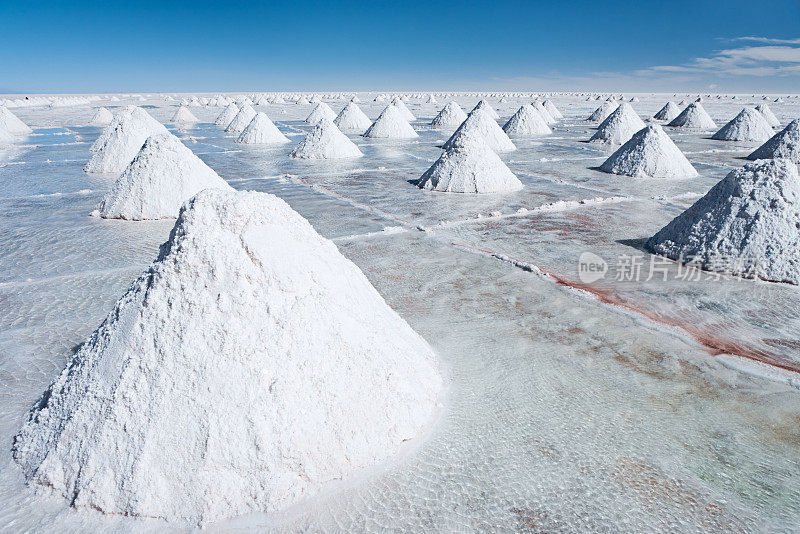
xmin=730 ymin=36 xmax=800 ymax=45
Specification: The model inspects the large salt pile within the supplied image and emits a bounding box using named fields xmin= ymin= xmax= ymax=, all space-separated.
xmin=430 ymin=101 xmax=468 ymax=128
xmin=85 ymin=106 xmax=168 ymax=174
xmin=599 ymin=124 xmax=697 ymax=178
xmin=363 ymin=105 xmax=418 ymax=139
xmin=533 ymin=101 xmax=556 ymax=125
xmin=0 ymin=106 xmax=32 ymax=135
xmin=418 ymin=135 xmax=522 ymax=194
xmin=89 ymin=107 xmax=114 ymax=126
xmin=668 ymin=102 xmax=717 ymax=129
xmin=334 ymin=101 xmax=372 ymax=132
xmin=755 ymin=103 xmax=780 ymax=127
xmin=214 ymin=102 xmax=239 ymax=127
xmin=711 ymin=107 xmax=774 ymax=142
xmin=502 ymin=104 xmax=552 ymax=136
xmin=542 ymin=100 xmax=563 ymax=120
xmin=94 ymin=133 xmax=232 ymax=220
xmin=589 ymin=102 xmax=645 ymax=145
xmin=171 ymin=106 xmax=198 ymax=124
xmin=586 ymin=101 xmax=617 ymax=122
xmin=236 ymin=112 xmax=290 ymax=145
xmin=225 ymin=103 xmax=257 ymax=133
xmin=391 ymin=97 xmax=416 ymax=121
xmin=290 ymin=118 xmax=363 ymax=159
xmin=305 ymin=102 xmax=337 ymax=124
xmin=13 ymin=188 xmax=443 ymax=525
xmin=646 ymin=159 xmax=800 ymax=283
xmin=747 ymin=119 xmax=799 ymax=162
xmin=443 ymin=108 xmax=516 ymax=152
xmin=653 ymin=102 xmax=680 ymax=121
xmin=471 ymin=99 xmax=500 ymax=119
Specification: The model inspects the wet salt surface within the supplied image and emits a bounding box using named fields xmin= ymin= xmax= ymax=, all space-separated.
xmin=1 ymin=94 xmax=799 ymax=532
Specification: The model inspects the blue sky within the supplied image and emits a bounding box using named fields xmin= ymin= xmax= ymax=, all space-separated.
xmin=1 ymin=0 xmax=799 ymax=93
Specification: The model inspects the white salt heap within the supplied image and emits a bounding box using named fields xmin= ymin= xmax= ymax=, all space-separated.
xmin=171 ymin=106 xmax=198 ymax=124
xmin=747 ymin=119 xmax=799 ymax=162
xmin=0 ymin=125 xmax=13 ymax=146
xmin=85 ymin=106 xmax=168 ymax=174
xmin=668 ymin=102 xmax=717 ymax=129
xmin=94 ymin=133 xmax=232 ymax=220
xmin=599 ymin=124 xmax=697 ymax=179
xmin=290 ymin=118 xmax=363 ymax=159
xmin=13 ymin=188 xmax=443 ymax=526
xmin=711 ymin=107 xmax=774 ymax=142
xmin=214 ymin=102 xmax=239 ymax=127
xmin=225 ymin=103 xmax=257 ymax=133
xmin=305 ymin=102 xmax=337 ymax=124
xmin=653 ymin=102 xmax=680 ymax=121
xmin=89 ymin=107 xmax=114 ymax=126
xmin=235 ymin=112 xmax=290 ymax=145
xmin=533 ymin=101 xmax=556 ymax=125
xmin=503 ymin=104 xmax=552 ymax=136
xmin=0 ymin=106 xmax=32 ymax=134
xmin=334 ymin=101 xmax=372 ymax=132
xmin=363 ymin=105 xmax=418 ymax=139
xmin=586 ymin=101 xmax=617 ymax=122
xmin=542 ymin=100 xmax=563 ymax=120
xmin=589 ymin=102 xmax=646 ymax=145
xmin=391 ymin=97 xmax=416 ymax=121
xmin=756 ymin=103 xmax=780 ymax=127
xmin=646 ymin=159 xmax=800 ymax=284
xmin=443 ymin=108 xmax=516 ymax=153
xmin=430 ymin=101 xmax=468 ymax=128
xmin=472 ymin=99 xmax=500 ymax=119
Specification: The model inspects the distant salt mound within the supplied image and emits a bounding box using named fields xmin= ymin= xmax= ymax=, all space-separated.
xmin=0 ymin=106 xmax=32 ymax=135
xmin=13 ymin=188 xmax=443 ymax=526
xmin=503 ymin=104 xmax=552 ymax=136
xmin=391 ymin=97 xmax=416 ymax=121
xmin=668 ymin=102 xmax=717 ymax=129
xmin=646 ymin=159 xmax=800 ymax=283
xmin=334 ymin=101 xmax=372 ymax=132
xmin=225 ymin=103 xmax=257 ymax=133
xmin=431 ymin=101 xmax=468 ymax=128
xmin=747 ymin=119 xmax=799 ymax=162
xmin=599 ymin=124 xmax=697 ymax=179
xmin=171 ymin=106 xmax=198 ymax=124
xmin=236 ymin=112 xmax=290 ymax=145
xmin=443 ymin=108 xmax=516 ymax=153
xmin=653 ymin=102 xmax=680 ymax=121
xmin=427 ymin=94 xmax=437 ymax=104
xmin=214 ymin=103 xmax=239 ymax=127
xmin=586 ymin=101 xmax=617 ymax=122
xmin=305 ymin=102 xmax=337 ymax=124
xmin=89 ymin=107 xmax=114 ymax=126
xmin=85 ymin=107 xmax=168 ymax=174
xmin=95 ymin=133 xmax=232 ymax=220
xmin=472 ymin=99 xmax=499 ymax=120
xmin=755 ymin=104 xmax=780 ymax=127
xmin=589 ymin=102 xmax=645 ymax=145
xmin=542 ymin=100 xmax=563 ymax=120
xmin=290 ymin=118 xmax=363 ymax=159
xmin=363 ymin=105 xmax=418 ymax=139
xmin=418 ymin=135 xmax=521 ymax=194
xmin=711 ymin=107 xmax=773 ymax=142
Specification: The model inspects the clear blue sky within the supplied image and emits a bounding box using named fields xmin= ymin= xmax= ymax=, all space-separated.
xmin=2 ymin=0 xmax=799 ymax=93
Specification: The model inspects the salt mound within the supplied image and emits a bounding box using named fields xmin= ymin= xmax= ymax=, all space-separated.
xmin=171 ymin=106 xmax=198 ymax=123
xmin=215 ymin=103 xmax=239 ymax=127
xmin=290 ymin=118 xmax=363 ymax=159
xmin=747 ymin=119 xmax=799 ymax=162
xmin=334 ymin=101 xmax=372 ymax=132
xmin=653 ymin=102 xmax=680 ymax=121
xmin=599 ymin=124 xmax=697 ymax=179
xmin=443 ymin=108 xmax=516 ymax=153
xmin=668 ymin=102 xmax=717 ymax=129
xmin=225 ymin=103 xmax=257 ymax=133
xmin=89 ymin=107 xmax=113 ymax=126
xmin=427 ymin=94 xmax=437 ymax=104
xmin=85 ymin=107 xmax=168 ymax=174
xmin=236 ymin=112 xmax=290 ymax=145
xmin=363 ymin=105 xmax=418 ymax=139
xmin=391 ymin=97 xmax=416 ymax=121
xmin=756 ymin=103 xmax=780 ymax=127
xmin=503 ymin=104 xmax=552 ymax=136
xmin=13 ymin=188 xmax=443 ymax=525
xmin=646 ymin=159 xmax=800 ymax=283
xmin=0 ymin=125 xmax=13 ymax=146
xmin=586 ymin=101 xmax=617 ymax=122
xmin=0 ymin=106 xmax=32 ymax=134
xmin=711 ymin=107 xmax=773 ymax=142
xmin=472 ymin=99 xmax=499 ymax=119
xmin=542 ymin=100 xmax=563 ymax=120
xmin=589 ymin=102 xmax=645 ymax=145
xmin=430 ymin=101 xmax=468 ymax=128
xmin=95 ymin=133 xmax=232 ymax=220
xmin=418 ymin=135 xmax=522 ymax=194
xmin=305 ymin=102 xmax=337 ymax=124
xmin=532 ymin=101 xmax=556 ymax=125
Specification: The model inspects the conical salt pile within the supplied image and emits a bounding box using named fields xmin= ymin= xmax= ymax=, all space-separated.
xmin=13 ymin=187 xmax=443 ymax=526
xmin=171 ymin=106 xmax=198 ymax=124
xmin=668 ymin=102 xmax=717 ymax=129
xmin=503 ymin=104 xmax=552 ymax=136
xmin=443 ymin=108 xmax=516 ymax=153
xmin=646 ymin=159 xmax=800 ymax=284
xmin=747 ymin=119 xmax=799 ymax=162
xmin=0 ymin=106 xmax=32 ymax=135
xmin=214 ymin=103 xmax=239 ymax=127
xmin=94 ymin=133 xmax=232 ymax=220
xmin=334 ymin=101 xmax=372 ymax=132
xmin=653 ymin=102 xmax=680 ymax=121
xmin=533 ymin=101 xmax=556 ymax=124
xmin=363 ymin=105 xmax=418 ymax=139
xmin=418 ymin=135 xmax=522 ymax=194
xmin=430 ymin=101 xmax=468 ymax=128
xmin=599 ymin=124 xmax=697 ymax=178
xmin=225 ymin=103 xmax=257 ymax=133
xmin=391 ymin=97 xmax=416 ymax=121
xmin=542 ymin=100 xmax=563 ymax=120
xmin=85 ymin=106 xmax=169 ymax=174
xmin=89 ymin=107 xmax=114 ymax=126
xmin=235 ymin=112 xmax=290 ymax=145
xmin=290 ymin=118 xmax=363 ymax=159
xmin=472 ymin=99 xmax=500 ymax=119
xmin=427 ymin=94 xmax=437 ymax=104
xmin=756 ymin=103 xmax=780 ymax=127
xmin=586 ymin=101 xmax=617 ymax=122
xmin=711 ymin=107 xmax=774 ymax=142
xmin=589 ymin=102 xmax=646 ymax=145
xmin=305 ymin=102 xmax=337 ymax=124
